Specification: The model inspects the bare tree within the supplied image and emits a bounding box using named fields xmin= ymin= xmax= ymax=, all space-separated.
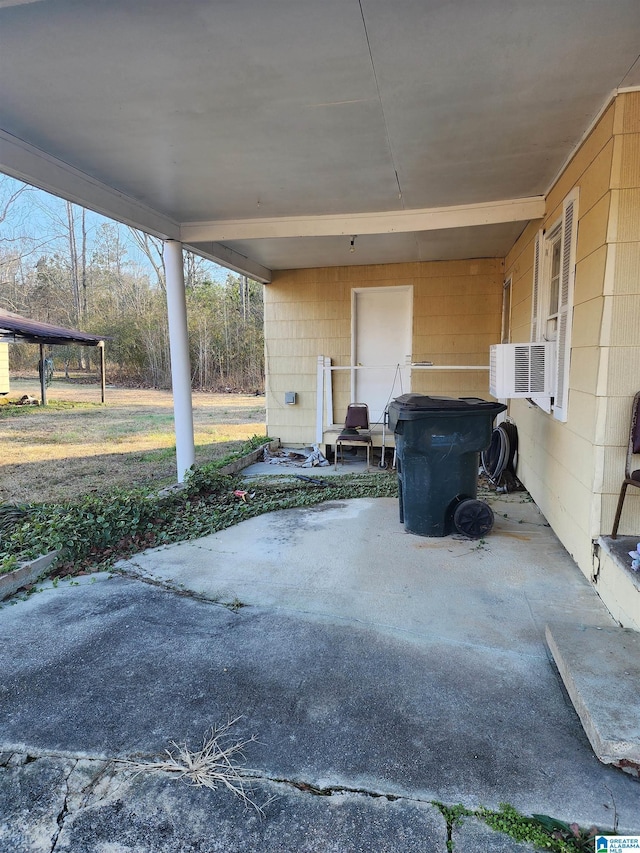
xmin=0 ymin=177 xmax=33 ymax=230
xmin=0 ymin=179 xmax=265 ymax=391
xmin=127 ymin=228 xmax=165 ymax=290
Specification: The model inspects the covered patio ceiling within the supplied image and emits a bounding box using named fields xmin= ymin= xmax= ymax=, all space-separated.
xmin=1 ymin=0 xmax=639 ymax=280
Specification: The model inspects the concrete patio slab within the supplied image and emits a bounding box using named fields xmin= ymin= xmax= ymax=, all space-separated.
xmin=1 ymin=494 xmax=638 ymax=850
xmin=119 ymin=495 xmax=614 ymax=655
xmin=0 ymin=754 xmax=447 ymax=853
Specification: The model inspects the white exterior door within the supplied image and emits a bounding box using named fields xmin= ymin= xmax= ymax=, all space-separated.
xmin=352 ymin=286 xmax=413 ymax=423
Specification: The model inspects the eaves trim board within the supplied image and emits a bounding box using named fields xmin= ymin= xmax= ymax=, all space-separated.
xmin=179 ymin=197 xmax=545 ymax=243
xmin=185 ymin=241 xmax=272 ymax=284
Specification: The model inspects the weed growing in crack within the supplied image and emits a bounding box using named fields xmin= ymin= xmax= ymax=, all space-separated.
xmin=119 ymin=718 xmax=267 ymax=814
xmin=432 ymin=802 xmax=473 ymax=852
xmin=479 ymin=803 xmax=581 ymax=850
xmin=434 ymin=800 xmax=615 ymax=852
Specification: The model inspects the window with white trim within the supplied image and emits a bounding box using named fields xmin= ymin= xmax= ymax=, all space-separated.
xmin=545 ymin=225 xmax=562 ymax=341
xmin=530 ymin=188 xmax=579 ymax=422
xmin=501 ymin=276 xmax=512 ymax=344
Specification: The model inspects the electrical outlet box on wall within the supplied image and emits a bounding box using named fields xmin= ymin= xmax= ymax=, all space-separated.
xmin=490 ymin=342 xmax=556 ymax=399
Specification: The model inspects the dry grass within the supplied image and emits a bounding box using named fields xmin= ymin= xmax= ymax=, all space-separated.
xmin=0 ymin=378 xmax=266 ymax=503
xmin=122 ymin=718 xmax=264 ymax=812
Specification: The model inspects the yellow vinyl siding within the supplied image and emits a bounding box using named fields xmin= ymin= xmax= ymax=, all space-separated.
xmin=575 ymin=194 xmax=610 ymax=265
xmin=505 ymin=91 xmax=640 ymax=599
xmin=571 ymin=298 xmax=604 ymax=348
xmin=505 ymin=95 xmax=615 ymax=577
xmin=610 ymin=242 xmax=640 ymax=294
xmin=265 ymin=259 xmax=503 ymax=444
xmin=599 ymin=93 xmax=640 ymax=551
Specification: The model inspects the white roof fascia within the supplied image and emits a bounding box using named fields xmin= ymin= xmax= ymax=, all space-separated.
xmin=0 ymin=129 xmax=181 ymax=240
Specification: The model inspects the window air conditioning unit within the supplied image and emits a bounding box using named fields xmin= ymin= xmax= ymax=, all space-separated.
xmin=490 ymin=343 xmax=556 ymax=399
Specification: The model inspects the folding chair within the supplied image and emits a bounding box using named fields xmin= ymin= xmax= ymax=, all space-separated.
xmin=611 ymin=391 xmax=640 ymax=538
xmin=335 ymin=403 xmax=372 ymax=470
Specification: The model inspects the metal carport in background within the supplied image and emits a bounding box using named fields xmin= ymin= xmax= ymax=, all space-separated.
xmin=0 ymin=308 xmax=107 ymax=405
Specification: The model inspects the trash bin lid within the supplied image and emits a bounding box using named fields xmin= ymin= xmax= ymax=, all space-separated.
xmin=389 ymin=394 xmax=506 ymax=419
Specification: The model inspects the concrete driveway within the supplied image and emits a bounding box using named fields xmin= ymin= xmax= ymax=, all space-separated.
xmin=1 ymin=493 xmax=638 ymax=852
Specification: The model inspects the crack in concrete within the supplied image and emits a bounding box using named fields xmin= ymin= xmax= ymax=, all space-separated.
xmin=6 ymin=749 xmax=435 ymax=813
xmin=9 ymin=752 xmax=580 ymax=851
xmin=247 ymin=771 xmax=436 ymax=810
xmin=431 ymin=802 xmax=464 ymax=852
xmin=265 ymin=775 xmax=402 ymax=801
xmin=1 ymin=751 xmax=43 ymax=767
xmin=1 ymin=746 xmax=111 ymax=763
xmin=2 ymin=751 xmax=121 ymax=852
xmin=49 ymin=759 xmax=76 ymax=853
xmin=112 ymin=568 xmax=549 ymax=664
xmin=113 ymin=567 xmax=249 ymax=611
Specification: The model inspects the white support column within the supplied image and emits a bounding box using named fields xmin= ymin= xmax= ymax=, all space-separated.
xmin=324 ymin=356 xmax=333 ymax=427
xmin=164 ymin=240 xmax=195 ymax=482
xmin=316 ymin=355 xmax=324 ymax=445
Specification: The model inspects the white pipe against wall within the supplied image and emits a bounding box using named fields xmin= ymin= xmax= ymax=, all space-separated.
xmin=164 ymin=240 xmax=195 ymax=482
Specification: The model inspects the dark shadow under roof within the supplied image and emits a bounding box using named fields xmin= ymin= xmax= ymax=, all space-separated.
xmin=0 ymin=309 xmax=105 ymax=347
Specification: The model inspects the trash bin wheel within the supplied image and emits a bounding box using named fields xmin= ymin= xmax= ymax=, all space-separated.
xmin=453 ymin=499 xmax=494 ymax=539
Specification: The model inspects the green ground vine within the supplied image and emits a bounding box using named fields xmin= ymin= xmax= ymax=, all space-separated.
xmin=433 ymin=801 xmax=611 ymax=852
xmin=0 ymin=443 xmax=397 ymax=579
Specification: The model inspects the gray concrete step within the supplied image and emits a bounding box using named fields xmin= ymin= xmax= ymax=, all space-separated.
xmin=546 ymin=623 xmax=640 ymax=776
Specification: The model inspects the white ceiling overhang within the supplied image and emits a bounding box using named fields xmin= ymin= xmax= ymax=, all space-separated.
xmin=1 ymin=0 xmax=639 ymax=280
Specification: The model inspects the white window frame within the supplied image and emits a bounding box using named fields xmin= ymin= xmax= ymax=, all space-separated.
xmin=543 ymin=223 xmax=562 ymax=342
xmin=530 ymin=188 xmax=579 ymax=422
xmin=501 ymin=276 xmax=512 ymax=344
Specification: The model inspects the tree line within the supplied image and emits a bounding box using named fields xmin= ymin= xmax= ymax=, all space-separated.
xmin=0 ymin=177 xmax=264 ymax=392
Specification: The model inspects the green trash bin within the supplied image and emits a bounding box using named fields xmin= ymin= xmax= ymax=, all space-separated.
xmin=388 ymin=395 xmax=507 ymax=538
